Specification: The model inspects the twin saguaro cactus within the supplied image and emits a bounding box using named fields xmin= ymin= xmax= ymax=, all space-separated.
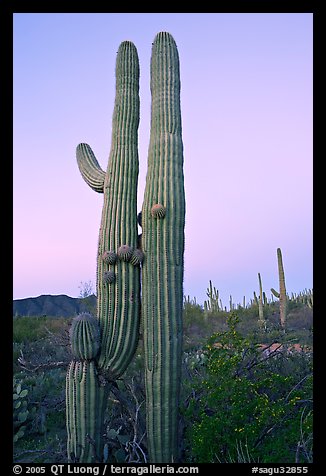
xmin=66 ymin=32 xmax=185 ymax=464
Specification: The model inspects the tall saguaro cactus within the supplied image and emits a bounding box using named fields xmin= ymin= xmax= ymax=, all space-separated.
xmin=66 ymin=41 xmax=141 ymax=462
xmin=271 ymin=247 xmax=287 ymax=328
xmin=141 ymin=32 xmax=186 ymax=463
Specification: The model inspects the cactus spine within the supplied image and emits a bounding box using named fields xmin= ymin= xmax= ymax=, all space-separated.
xmin=66 ymin=41 xmax=141 ymax=462
xmin=271 ymin=247 xmax=287 ymax=328
xmin=141 ymin=32 xmax=185 ymax=463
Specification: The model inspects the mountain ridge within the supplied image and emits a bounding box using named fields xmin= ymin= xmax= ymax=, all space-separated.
xmin=13 ymin=293 xmax=97 ymax=318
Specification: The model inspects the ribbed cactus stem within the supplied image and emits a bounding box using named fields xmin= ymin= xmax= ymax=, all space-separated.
xmin=142 ymin=31 xmax=185 ymax=463
xmin=76 ymin=143 xmax=106 ymax=193
xmin=66 ymin=361 xmax=108 ymax=462
xmin=95 ymin=41 xmax=141 ymax=377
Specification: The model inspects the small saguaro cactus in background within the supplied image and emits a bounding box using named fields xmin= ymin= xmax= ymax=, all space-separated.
xmin=271 ymin=247 xmax=287 ymax=328
xmin=204 ymin=280 xmax=220 ymax=314
xmin=229 ymin=295 xmax=234 ymax=311
xmin=263 ymin=291 xmax=267 ymax=306
xmin=66 ymin=40 xmax=141 ymax=462
xmin=257 ymin=272 xmax=266 ymax=328
xmin=141 ymin=31 xmax=186 ymax=463
xmin=307 ymin=291 xmax=313 ymax=309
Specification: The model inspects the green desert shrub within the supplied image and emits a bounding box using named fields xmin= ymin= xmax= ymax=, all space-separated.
xmin=13 ymin=316 xmax=71 ymax=344
xmin=182 ymin=312 xmax=313 ymax=463
xmin=13 ymin=316 xmax=49 ymax=343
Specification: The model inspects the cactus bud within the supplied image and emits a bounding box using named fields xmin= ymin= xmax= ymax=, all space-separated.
xmin=151 ymin=203 xmax=166 ymax=219
xmin=117 ymin=245 xmax=134 ymax=262
xmin=103 ymin=270 xmax=116 ymax=285
xmin=130 ymin=249 xmax=144 ymax=266
xmin=70 ymin=313 xmax=101 ymax=361
xmin=102 ymin=251 xmax=117 ymax=265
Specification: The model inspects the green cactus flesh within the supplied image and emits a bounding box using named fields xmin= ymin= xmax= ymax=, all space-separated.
xmin=141 ymin=32 xmax=185 ymax=463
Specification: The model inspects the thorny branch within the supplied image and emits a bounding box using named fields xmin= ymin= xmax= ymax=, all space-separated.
xmin=18 ymin=350 xmax=69 ymax=372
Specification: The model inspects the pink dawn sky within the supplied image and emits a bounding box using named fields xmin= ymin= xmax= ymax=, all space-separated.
xmin=13 ymin=13 xmax=313 ymax=307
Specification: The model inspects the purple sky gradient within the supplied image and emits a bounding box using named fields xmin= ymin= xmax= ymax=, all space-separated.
xmin=13 ymin=13 xmax=313 ymax=307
